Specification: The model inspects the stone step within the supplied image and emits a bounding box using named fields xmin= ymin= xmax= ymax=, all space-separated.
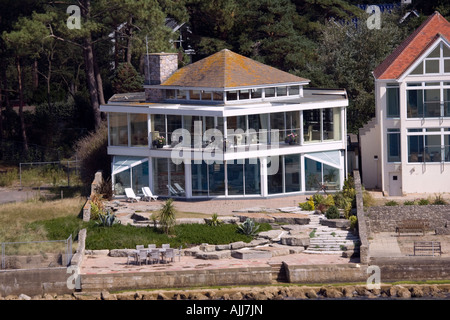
xmin=309 ymin=238 xmax=358 ymax=244
xmin=303 ymin=249 xmax=344 ymax=255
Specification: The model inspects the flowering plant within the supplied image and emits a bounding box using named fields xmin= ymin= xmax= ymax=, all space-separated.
xmin=285 ymin=132 xmax=298 ymax=143
xmin=153 ymin=136 xmax=166 ymax=146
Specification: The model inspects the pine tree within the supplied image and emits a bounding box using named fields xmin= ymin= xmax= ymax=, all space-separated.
xmin=112 ymin=63 xmax=144 ymax=94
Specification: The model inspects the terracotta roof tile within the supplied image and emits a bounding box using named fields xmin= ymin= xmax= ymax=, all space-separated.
xmin=162 ymin=49 xmax=309 ymax=88
xmin=373 ymin=12 xmax=450 ymax=80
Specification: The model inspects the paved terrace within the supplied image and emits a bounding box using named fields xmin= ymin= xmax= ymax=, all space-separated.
xmin=80 ymin=194 xmax=356 ymax=277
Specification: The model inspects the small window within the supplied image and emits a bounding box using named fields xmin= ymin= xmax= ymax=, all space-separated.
xmin=443 ymin=45 xmax=450 ymax=57
xmin=239 ymin=89 xmax=250 ymax=100
xmin=189 ymin=90 xmax=201 ymax=100
xmin=265 ymin=87 xmax=275 ymax=98
xmin=411 ymin=62 xmax=423 ymax=75
xmin=212 ymin=91 xmax=224 ymax=101
xmin=226 ymin=90 xmax=238 ymax=101
xmin=386 ymin=86 xmax=399 ymax=118
xmin=393 ymin=176 xmax=398 ymax=181
xmin=165 ymin=89 xmax=176 ymax=99
xmin=276 ymin=87 xmax=287 ymax=96
xmin=177 ymin=90 xmax=187 ymax=100
xmin=429 ymin=46 xmax=440 ymax=58
xmin=425 ymin=60 xmax=439 ymax=74
xmin=251 ymin=88 xmax=262 ymax=99
xmin=201 ymin=90 xmax=212 ymax=101
xmin=445 ymin=60 xmax=450 ymax=73
xmin=289 ymin=86 xmax=300 ymax=95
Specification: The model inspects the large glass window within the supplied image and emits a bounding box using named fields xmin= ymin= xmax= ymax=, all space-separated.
xmin=386 ymin=85 xmax=400 ymax=117
xmin=151 ymin=114 xmax=166 ymax=144
xmin=305 ymin=157 xmax=322 ymax=191
xmin=305 ymin=153 xmax=341 ymax=191
xmin=167 ymin=115 xmax=182 ymax=146
xmin=227 ymin=160 xmax=244 ymax=196
xmin=152 ymin=158 xmax=169 ymax=196
xmin=209 ymin=163 xmax=225 ymax=196
xmin=130 ymin=114 xmax=148 ymax=147
xmin=268 ymin=155 xmax=283 ymax=194
xmin=387 ymin=129 xmax=401 ymax=162
xmin=245 ymin=159 xmax=260 ymax=195
xmin=112 ymin=157 xmax=148 ymax=196
xmin=323 ymin=108 xmax=341 ymax=141
xmin=408 ymin=135 xmax=424 ymax=162
xmin=303 ymin=109 xmax=321 ymax=143
xmin=284 ymin=154 xmax=301 ymax=193
xmin=109 ymin=113 xmax=128 ymax=146
xmin=192 ymin=162 xmax=208 ymax=196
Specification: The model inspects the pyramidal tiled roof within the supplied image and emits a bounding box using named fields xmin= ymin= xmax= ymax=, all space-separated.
xmin=373 ymin=12 xmax=450 ymax=80
xmin=161 ymin=49 xmax=309 ymax=88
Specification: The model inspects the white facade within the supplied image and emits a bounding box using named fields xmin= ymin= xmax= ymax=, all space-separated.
xmin=101 ymin=51 xmax=348 ymax=199
xmin=361 ymin=36 xmax=450 ymax=196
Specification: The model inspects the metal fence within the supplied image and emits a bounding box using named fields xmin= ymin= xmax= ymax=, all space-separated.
xmin=1 ymin=235 xmax=73 ymax=270
xmin=19 ymin=160 xmax=80 ymax=189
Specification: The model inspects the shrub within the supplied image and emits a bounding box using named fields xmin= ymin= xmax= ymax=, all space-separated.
xmin=207 ymin=213 xmax=223 ymax=227
xmin=349 ymin=215 xmax=358 ymax=230
xmin=312 ymin=194 xmax=325 ymax=206
xmin=325 ymin=205 xmax=340 ymax=219
xmin=433 ymin=195 xmax=447 ymax=205
xmin=96 ymin=211 xmax=120 ymax=227
xmin=418 ymin=198 xmax=430 ymax=205
xmin=385 ymin=200 xmax=399 ymax=206
xmin=74 ymin=121 xmax=110 ymax=191
xmin=299 ymin=199 xmax=315 ymax=211
xmin=403 ymin=200 xmax=416 ymax=205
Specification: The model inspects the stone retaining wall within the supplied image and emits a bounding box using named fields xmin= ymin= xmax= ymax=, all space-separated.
xmin=285 ymin=263 xmax=367 ymax=284
xmin=354 ymin=170 xmax=369 ymax=264
xmin=365 ymin=205 xmax=450 ymax=234
xmin=80 ymin=266 xmax=273 ymax=292
xmin=371 ymin=257 xmax=450 ymax=282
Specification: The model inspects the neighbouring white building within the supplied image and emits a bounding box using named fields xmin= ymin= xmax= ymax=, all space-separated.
xmin=101 ymin=49 xmax=348 ymax=199
xmin=360 ymin=12 xmax=450 ymax=196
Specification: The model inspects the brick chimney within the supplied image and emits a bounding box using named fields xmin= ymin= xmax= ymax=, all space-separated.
xmin=144 ymin=52 xmax=178 ymax=102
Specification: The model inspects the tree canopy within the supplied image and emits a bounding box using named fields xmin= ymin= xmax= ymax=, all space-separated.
xmin=0 ymin=0 xmax=445 ymax=162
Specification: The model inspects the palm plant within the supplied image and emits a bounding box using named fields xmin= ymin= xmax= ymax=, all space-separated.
xmin=159 ymin=198 xmax=176 ymax=234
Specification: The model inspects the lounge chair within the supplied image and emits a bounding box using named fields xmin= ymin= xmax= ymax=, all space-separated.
xmin=124 ymin=188 xmax=140 ymax=202
xmin=167 ymin=184 xmax=179 ymax=196
xmin=142 ymin=187 xmax=158 ymax=202
xmin=174 ymin=183 xmax=185 ymax=195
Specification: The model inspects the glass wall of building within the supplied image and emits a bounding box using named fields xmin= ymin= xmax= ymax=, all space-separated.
xmin=305 ymin=152 xmax=341 ymax=191
xmin=152 ymin=158 xmax=185 ymax=196
xmin=130 ymin=114 xmax=148 ymax=147
xmin=268 ymin=155 xmax=283 ymax=194
xmin=303 ymin=109 xmax=321 ymax=143
xmin=284 ymin=154 xmax=301 ymax=192
xmin=110 ymin=113 xmax=128 ymax=146
xmin=112 ymin=156 xmax=149 ymax=195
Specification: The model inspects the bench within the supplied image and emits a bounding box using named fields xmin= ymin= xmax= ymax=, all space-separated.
xmin=396 ymin=219 xmax=428 ymax=236
xmin=414 ymin=241 xmax=442 ymax=256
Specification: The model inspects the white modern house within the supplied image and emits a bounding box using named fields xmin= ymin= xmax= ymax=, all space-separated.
xmin=101 ymin=49 xmax=348 ymax=199
xmin=360 ymin=12 xmax=450 ymax=196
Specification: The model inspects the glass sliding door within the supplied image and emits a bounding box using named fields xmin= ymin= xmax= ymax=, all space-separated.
xmin=152 ymin=158 xmax=169 ymax=196
xmin=110 ymin=113 xmax=128 ymax=146
xmin=244 ymin=158 xmax=260 ymax=195
xmin=284 ymin=154 xmax=301 ymax=192
xmin=303 ymin=109 xmax=321 ymax=143
xmin=192 ymin=162 xmax=208 ymax=196
xmin=268 ymin=155 xmax=283 ymax=194
xmin=130 ymin=114 xmax=148 ymax=147
xmin=227 ymin=160 xmax=244 ymax=195
xmin=112 ymin=156 xmax=149 ymax=195
xmin=209 ymin=163 xmax=225 ymax=196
